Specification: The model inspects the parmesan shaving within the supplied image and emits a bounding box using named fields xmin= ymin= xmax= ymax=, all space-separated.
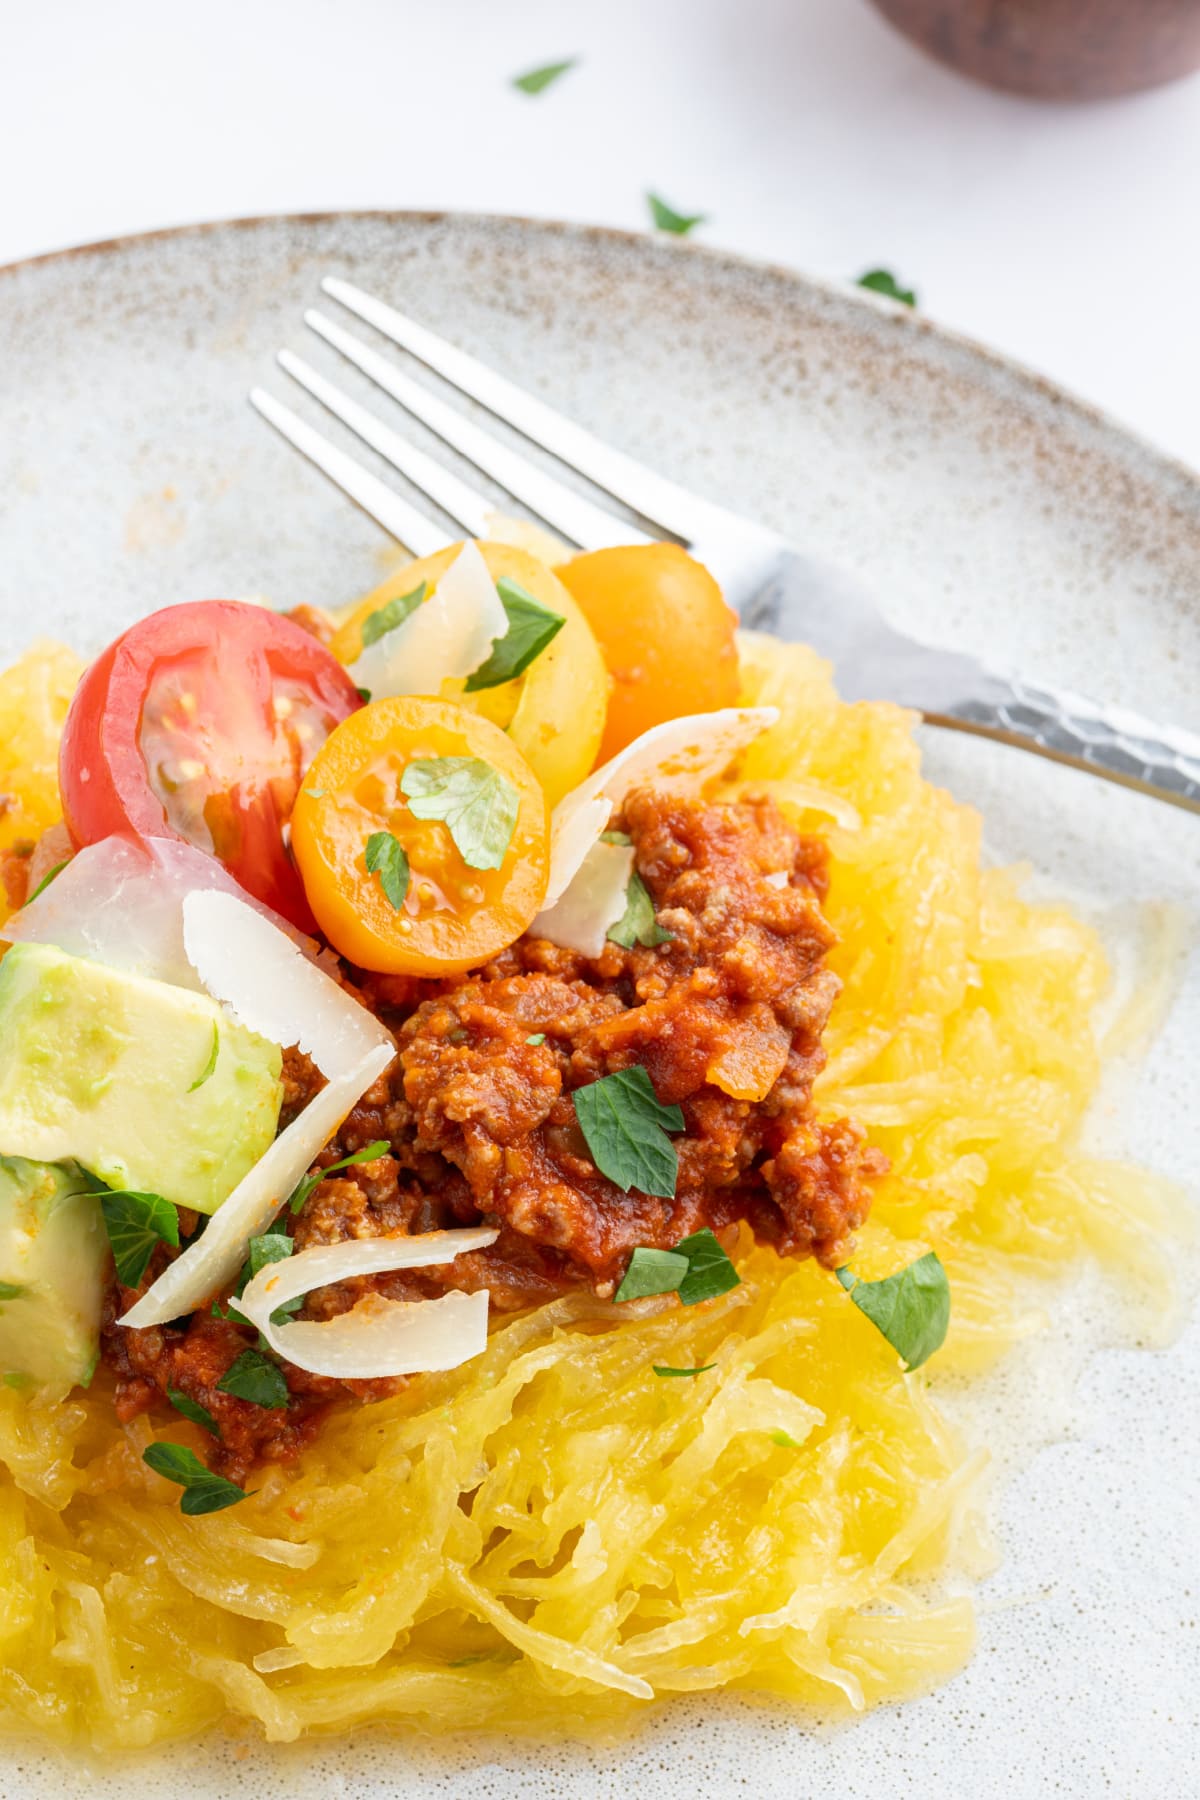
xmin=120 ymin=1043 xmax=395 ymax=1329
xmin=237 ymin=1228 xmax=499 ymax=1378
xmin=543 ymin=707 xmax=778 ymax=905
xmin=3 ymin=835 xmax=309 ymax=988
xmin=182 ymin=889 xmax=392 ymax=1081
xmin=350 ymin=539 xmax=507 ymax=700
xmin=531 ymin=839 xmax=634 ymax=957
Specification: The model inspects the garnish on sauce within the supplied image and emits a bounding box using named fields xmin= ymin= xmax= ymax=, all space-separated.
xmin=573 ymin=1065 xmax=684 ymax=1198
xmin=167 ymin=1387 xmax=218 ymax=1435
xmin=143 ymin=1442 xmax=247 ymax=1515
xmin=288 ymin=1140 xmax=391 ymax=1215
xmin=836 ymin=1252 xmax=950 ymax=1370
xmin=216 ymin=1348 xmax=289 ymax=1410
xmin=607 ymin=866 xmax=673 ymax=949
xmin=100 ymin=1188 xmax=180 ymax=1288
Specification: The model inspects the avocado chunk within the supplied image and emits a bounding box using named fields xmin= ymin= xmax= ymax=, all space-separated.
xmin=0 ymin=942 xmax=283 ymax=1215
xmin=0 ymin=1156 xmax=107 ymax=1390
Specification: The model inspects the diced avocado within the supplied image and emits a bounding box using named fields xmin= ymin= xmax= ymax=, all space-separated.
xmin=0 ymin=942 xmax=283 ymax=1215
xmin=0 ymin=1156 xmax=106 ymax=1390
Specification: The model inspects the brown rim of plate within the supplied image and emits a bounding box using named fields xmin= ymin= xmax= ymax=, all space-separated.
xmin=2 ymin=206 xmax=1198 ymax=510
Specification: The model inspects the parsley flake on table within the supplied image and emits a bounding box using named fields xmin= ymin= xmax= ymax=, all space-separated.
xmin=167 ymin=1387 xmax=218 ymax=1435
xmin=573 ymin=1064 xmax=684 ymax=1197
xmin=607 ymin=868 xmax=673 ymax=950
xmin=100 ymin=1188 xmax=180 ymax=1288
xmin=188 ymin=1021 xmax=220 ymax=1093
xmin=143 ymin=1442 xmax=247 ymax=1515
xmin=360 ymin=581 xmax=426 ymax=648
xmin=647 ymin=192 xmax=708 ymax=236
xmin=217 ymin=1348 xmax=289 ymax=1410
xmin=857 ymin=268 xmax=917 ymax=307
xmin=465 ymin=579 xmax=565 ymax=691
xmin=511 ymin=57 xmax=577 ymax=96
xmin=365 ymin=830 xmax=410 ymax=911
xmin=836 ymin=1251 xmax=950 ymax=1370
xmin=288 ymin=1141 xmax=391 ymax=1215
xmin=401 ymin=756 xmax=520 ymax=871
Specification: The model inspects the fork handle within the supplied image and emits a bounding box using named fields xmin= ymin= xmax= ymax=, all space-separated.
xmin=930 ymin=673 xmax=1200 ymax=814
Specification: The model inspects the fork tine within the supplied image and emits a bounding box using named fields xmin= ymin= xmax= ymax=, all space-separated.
xmin=249 ymin=388 xmax=451 ymax=557
xmin=321 ymin=279 xmax=719 ymax=545
xmin=305 ymin=308 xmax=650 ymax=553
xmin=277 ymin=350 xmax=494 ymax=540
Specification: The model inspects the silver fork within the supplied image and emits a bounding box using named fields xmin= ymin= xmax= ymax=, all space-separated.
xmin=251 ymin=277 xmax=1200 ymax=815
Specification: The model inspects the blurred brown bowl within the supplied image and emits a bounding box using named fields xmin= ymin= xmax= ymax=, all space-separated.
xmin=867 ymin=0 xmax=1200 ymax=100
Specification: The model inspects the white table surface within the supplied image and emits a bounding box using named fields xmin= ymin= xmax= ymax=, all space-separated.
xmin=6 ymin=0 xmax=1200 ymax=474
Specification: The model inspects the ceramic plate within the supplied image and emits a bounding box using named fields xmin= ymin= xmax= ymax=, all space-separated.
xmin=1 ymin=213 xmax=1197 ymax=1799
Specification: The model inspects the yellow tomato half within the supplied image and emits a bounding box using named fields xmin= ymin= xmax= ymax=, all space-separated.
xmin=292 ymin=697 xmax=548 ymax=976
xmin=557 ymin=543 xmax=740 ymax=762
xmin=333 ymin=542 xmax=610 ymax=807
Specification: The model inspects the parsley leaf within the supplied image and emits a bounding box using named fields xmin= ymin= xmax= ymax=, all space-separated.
xmin=525 ymin=1032 xmax=546 ymax=1046
xmin=647 ymin=192 xmax=707 ymax=236
xmin=464 ymin=579 xmax=565 ymax=691
xmin=857 ymin=268 xmax=917 ymax=308
xmin=836 ymin=1251 xmax=950 ymax=1370
xmin=573 ymin=1065 xmax=684 ymax=1197
xmin=771 ymin=1429 xmax=802 ymax=1449
xmin=356 ymin=686 xmax=372 ymax=704
xmin=512 ymin=57 xmax=577 ymax=95
xmin=365 ymin=830 xmax=410 ymax=910
xmin=0 ymin=1281 xmax=25 ymax=1301
xmin=653 ymin=1363 xmax=715 ymax=1378
xmin=614 ymin=1247 xmax=688 ymax=1302
xmin=143 ymin=1442 xmax=247 ymax=1514
xmin=217 ymin=1349 xmax=289 ymax=1409
xmin=29 ymin=859 xmax=69 ymax=901
xmin=360 ymin=581 xmax=426 ymax=648
xmin=616 ymin=1227 xmax=740 ymax=1306
xmin=288 ymin=1140 xmax=391 ymax=1215
xmin=600 ymin=829 xmax=632 ymax=846
xmin=188 ymin=1022 xmax=220 ymax=1093
xmin=401 ymin=757 xmax=519 ymax=871
xmin=100 ymin=1188 xmax=180 ymax=1288
xmin=167 ymin=1387 xmax=218 ymax=1435
xmin=608 ymin=869 xmax=673 ymax=950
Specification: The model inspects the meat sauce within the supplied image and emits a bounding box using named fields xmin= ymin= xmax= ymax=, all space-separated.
xmin=102 ymin=790 xmax=883 ymax=1481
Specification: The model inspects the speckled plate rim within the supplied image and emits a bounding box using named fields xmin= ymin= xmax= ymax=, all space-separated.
xmin=5 ymin=206 xmax=1199 ymax=516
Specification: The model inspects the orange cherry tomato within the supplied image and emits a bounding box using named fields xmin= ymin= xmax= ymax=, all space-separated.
xmin=557 ymin=543 xmax=740 ymax=762
xmin=291 ymin=696 xmax=548 ymax=976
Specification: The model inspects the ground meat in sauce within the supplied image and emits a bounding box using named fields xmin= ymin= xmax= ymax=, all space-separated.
xmin=103 ymin=790 xmax=883 ymax=1480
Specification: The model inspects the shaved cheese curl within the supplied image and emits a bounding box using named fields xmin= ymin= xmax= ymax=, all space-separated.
xmin=182 ymin=889 xmax=392 ymax=1080
xmin=532 ymin=839 xmax=634 ymax=956
xmin=120 ymin=1043 xmax=394 ymax=1328
xmin=351 ymin=539 xmax=507 ymax=700
xmin=3 ymin=835 xmax=309 ymax=988
xmin=237 ymin=1228 xmax=499 ymax=1378
xmin=544 ymin=706 xmax=778 ymax=904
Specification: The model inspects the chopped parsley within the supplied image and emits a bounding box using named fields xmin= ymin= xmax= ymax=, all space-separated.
xmin=360 ymin=581 xmax=426 ymax=648
xmin=143 ymin=1442 xmax=247 ymax=1514
xmin=525 ymin=1032 xmax=546 ymax=1046
xmin=187 ymin=1022 xmax=220 ymax=1093
xmin=217 ymin=1349 xmax=289 ymax=1410
xmin=836 ymin=1252 xmax=950 ymax=1370
xmin=401 ymin=756 xmax=519 ymax=871
xmin=100 ymin=1188 xmax=180 ymax=1288
xmin=607 ymin=869 xmax=673 ymax=950
xmin=0 ymin=1281 xmax=25 ymax=1302
xmin=356 ymin=686 xmax=372 ymax=704
xmin=616 ymin=1228 xmax=740 ymax=1307
xmin=28 ymin=859 xmax=69 ymax=901
xmin=573 ymin=1064 xmax=684 ymax=1197
xmin=857 ymin=268 xmax=917 ymax=307
xmin=647 ymin=192 xmax=707 ymax=236
xmin=653 ymin=1363 xmax=715 ymax=1379
xmin=465 ymin=579 xmax=565 ymax=691
xmin=167 ymin=1387 xmax=218 ymax=1435
xmin=365 ymin=830 xmax=410 ymax=911
xmin=771 ymin=1429 xmax=802 ymax=1449
xmin=512 ymin=57 xmax=577 ymax=95
xmin=288 ymin=1140 xmax=391 ymax=1215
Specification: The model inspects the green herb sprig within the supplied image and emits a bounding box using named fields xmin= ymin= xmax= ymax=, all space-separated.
xmin=615 ymin=1227 xmax=740 ymax=1305
xmin=512 ymin=57 xmax=577 ymax=95
xmin=401 ymin=757 xmax=520 ymax=871
xmin=608 ymin=869 xmax=673 ymax=950
xmin=360 ymin=582 xmax=426 ymax=648
xmin=647 ymin=193 xmax=707 ymax=236
xmin=100 ymin=1188 xmax=180 ymax=1288
xmin=573 ymin=1065 xmax=684 ymax=1197
xmin=365 ymin=831 xmax=410 ymax=910
xmin=217 ymin=1349 xmax=289 ymax=1410
xmin=143 ymin=1442 xmax=247 ymax=1515
xmin=288 ymin=1139 xmax=391 ymax=1216
xmin=188 ymin=1023 xmax=220 ymax=1093
xmin=836 ymin=1252 xmax=950 ymax=1370
xmin=465 ymin=579 xmax=565 ymax=691
xmin=167 ymin=1387 xmax=219 ymax=1435
xmin=857 ymin=269 xmax=917 ymax=307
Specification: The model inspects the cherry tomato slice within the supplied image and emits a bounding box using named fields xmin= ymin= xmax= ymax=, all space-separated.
xmin=59 ymin=601 xmax=363 ymax=928
xmin=291 ymin=696 xmax=548 ymax=975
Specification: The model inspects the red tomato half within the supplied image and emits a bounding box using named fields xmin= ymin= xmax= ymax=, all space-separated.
xmin=59 ymin=601 xmax=362 ymax=927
